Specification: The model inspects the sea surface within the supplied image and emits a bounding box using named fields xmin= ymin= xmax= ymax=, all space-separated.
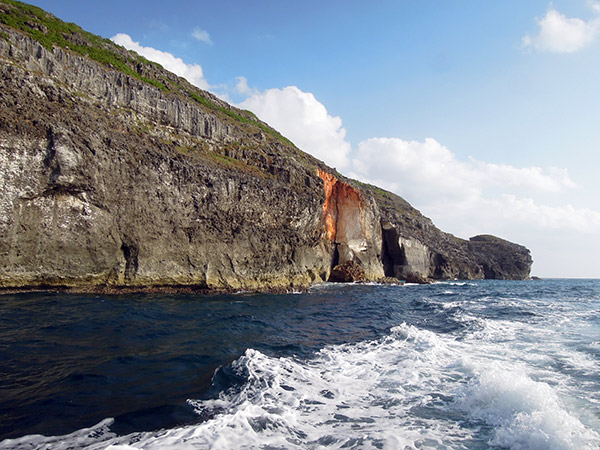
xmin=0 ymin=279 xmax=598 ymax=449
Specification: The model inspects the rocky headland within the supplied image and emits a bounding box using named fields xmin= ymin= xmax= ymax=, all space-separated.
xmin=0 ymin=0 xmax=532 ymax=292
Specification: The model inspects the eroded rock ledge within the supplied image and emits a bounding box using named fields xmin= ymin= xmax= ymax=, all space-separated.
xmin=0 ymin=7 xmax=532 ymax=292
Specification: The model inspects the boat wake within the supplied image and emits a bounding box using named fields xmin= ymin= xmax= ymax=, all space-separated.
xmin=3 ymin=317 xmax=598 ymax=450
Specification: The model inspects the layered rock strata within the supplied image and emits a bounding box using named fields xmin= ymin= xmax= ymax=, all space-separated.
xmin=0 ymin=4 xmax=532 ymax=291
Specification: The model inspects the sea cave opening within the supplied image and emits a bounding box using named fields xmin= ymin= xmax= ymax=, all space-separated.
xmin=381 ymin=223 xmax=406 ymax=278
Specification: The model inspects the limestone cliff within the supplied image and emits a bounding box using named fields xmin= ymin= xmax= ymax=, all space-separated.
xmin=0 ymin=1 xmax=532 ymax=291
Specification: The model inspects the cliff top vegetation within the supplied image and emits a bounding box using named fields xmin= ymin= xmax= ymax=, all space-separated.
xmin=0 ymin=0 xmax=293 ymax=146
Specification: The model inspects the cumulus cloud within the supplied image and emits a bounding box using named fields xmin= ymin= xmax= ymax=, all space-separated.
xmin=348 ymin=137 xmax=577 ymax=204
xmin=470 ymin=160 xmax=578 ymax=192
xmin=344 ymin=135 xmax=600 ymax=243
xmin=192 ymin=27 xmax=212 ymax=45
xmin=111 ymin=33 xmax=209 ymax=90
xmin=238 ymin=86 xmax=352 ymax=170
xmin=522 ymin=2 xmax=600 ymax=53
xmin=442 ymin=195 xmax=600 ymax=252
xmin=349 ymin=137 xmax=481 ymax=205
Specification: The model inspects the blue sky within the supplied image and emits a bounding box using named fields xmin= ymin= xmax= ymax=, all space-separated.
xmin=30 ymin=1 xmax=600 ymax=277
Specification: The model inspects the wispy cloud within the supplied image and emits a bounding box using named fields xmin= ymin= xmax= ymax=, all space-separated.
xmin=111 ymin=33 xmax=209 ymax=90
xmin=192 ymin=27 xmax=213 ymax=45
xmin=522 ymin=2 xmax=600 ymax=53
xmin=234 ymin=76 xmax=257 ymax=96
xmin=145 ymin=19 xmax=169 ymax=32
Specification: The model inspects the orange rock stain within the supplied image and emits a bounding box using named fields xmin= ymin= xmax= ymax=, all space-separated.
xmin=317 ymin=169 xmax=362 ymax=242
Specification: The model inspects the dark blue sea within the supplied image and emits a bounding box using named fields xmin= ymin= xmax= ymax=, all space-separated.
xmin=0 ymin=279 xmax=598 ymax=449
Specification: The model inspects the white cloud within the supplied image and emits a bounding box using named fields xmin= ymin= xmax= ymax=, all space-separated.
xmin=522 ymin=3 xmax=600 ymax=53
xmin=111 ymin=33 xmax=209 ymax=90
xmin=492 ymin=195 xmax=600 ymax=232
xmin=349 ymin=137 xmax=480 ymax=204
xmin=345 ymin=135 xmax=600 ymax=245
xmin=348 ymin=137 xmax=576 ymax=204
xmin=234 ymin=76 xmax=257 ymax=96
xmin=470 ymin=160 xmax=578 ymax=192
xmin=238 ymin=86 xmax=352 ymax=170
xmin=192 ymin=27 xmax=212 ymax=45
xmin=591 ymin=0 xmax=600 ymax=14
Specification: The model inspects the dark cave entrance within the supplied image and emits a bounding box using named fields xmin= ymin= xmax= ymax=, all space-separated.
xmin=327 ymin=243 xmax=341 ymax=281
xmin=121 ymin=243 xmax=139 ymax=280
xmin=380 ymin=223 xmax=406 ymax=278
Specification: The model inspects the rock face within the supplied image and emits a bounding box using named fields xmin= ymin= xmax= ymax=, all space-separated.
xmin=467 ymin=235 xmax=533 ymax=280
xmin=317 ymin=170 xmax=384 ymax=281
xmin=329 ymin=261 xmax=367 ymax=283
xmin=0 ymin=2 xmax=532 ymax=291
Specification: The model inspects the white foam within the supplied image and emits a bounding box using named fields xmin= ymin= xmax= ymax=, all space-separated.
xmin=436 ymin=281 xmax=477 ymax=287
xmin=309 ymin=281 xmax=415 ymax=292
xmin=4 ymin=296 xmax=599 ymax=450
xmin=456 ymin=366 xmax=600 ymax=449
xmin=0 ymin=419 xmax=116 ymax=450
xmin=177 ymin=331 xmax=474 ymax=449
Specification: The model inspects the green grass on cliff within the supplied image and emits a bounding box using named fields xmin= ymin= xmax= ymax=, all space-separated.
xmin=0 ymin=0 xmax=168 ymax=91
xmin=170 ymin=80 xmax=294 ymax=146
xmin=0 ymin=0 xmax=294 ymax=147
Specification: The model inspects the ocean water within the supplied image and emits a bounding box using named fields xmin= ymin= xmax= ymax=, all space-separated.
xmin=0 ymin=279 xmax=598 ymax=449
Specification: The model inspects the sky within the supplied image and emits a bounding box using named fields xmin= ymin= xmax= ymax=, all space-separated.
xmin=29 ymin=0 xmax=600 ymax=278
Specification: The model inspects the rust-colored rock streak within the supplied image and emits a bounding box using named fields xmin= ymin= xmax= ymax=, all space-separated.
xmin=317 ymin=169 xmax=363 ymax=244
xmin=318 ymin=169 xmax=339 ymax=241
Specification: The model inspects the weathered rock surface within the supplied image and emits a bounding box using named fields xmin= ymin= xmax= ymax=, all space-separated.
xmin=0 ymin=2 xmax=532 ymax=291
xmin=467 ymin=235 xmax=533 ymax=280
xmin=329 ymin=261 xmax=367 ymax=283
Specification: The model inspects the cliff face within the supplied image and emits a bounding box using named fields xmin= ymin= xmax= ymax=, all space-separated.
xmin=0 ymin=1 xmax=532 ymax=291
xmin=317 ymin=170 xmax=384 ymax=281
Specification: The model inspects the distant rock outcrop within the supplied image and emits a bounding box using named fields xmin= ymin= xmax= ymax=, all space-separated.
xmin=0 ymin=1 xmax=532 ymax=292
xmin=467 ymin=235 xmax=533 ymax=280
